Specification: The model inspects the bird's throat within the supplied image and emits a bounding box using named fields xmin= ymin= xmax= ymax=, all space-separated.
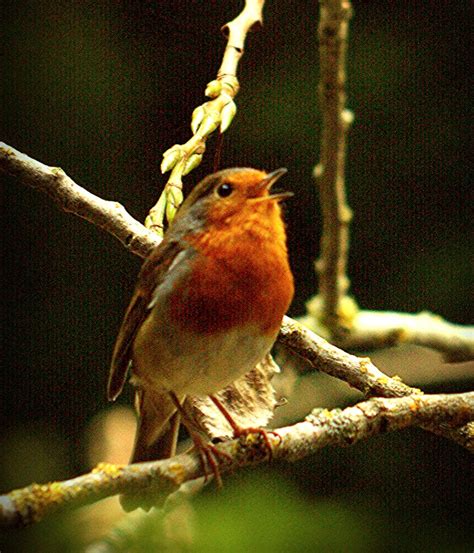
xmin=171 ymin=205 xmax=294 ymax=336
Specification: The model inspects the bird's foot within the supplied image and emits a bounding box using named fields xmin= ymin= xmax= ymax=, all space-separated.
xmin=232 ymin=426 xmax=281 ymax=462
xmin=190 ymin=433 xmax=233 ymax=488
xmin=209 ymin=394 xmax=281 ymax=461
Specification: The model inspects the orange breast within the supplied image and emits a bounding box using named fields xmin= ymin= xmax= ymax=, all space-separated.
xmin=169 ymin=202 xmax=294 ymax=336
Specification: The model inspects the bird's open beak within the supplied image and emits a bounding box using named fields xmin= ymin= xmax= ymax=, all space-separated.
xmin=253 ymin=168 xmax=293 ymax=201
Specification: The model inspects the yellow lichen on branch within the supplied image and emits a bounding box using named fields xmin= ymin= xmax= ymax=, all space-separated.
xmin=1 ymin=392 xmax=472 ymax=527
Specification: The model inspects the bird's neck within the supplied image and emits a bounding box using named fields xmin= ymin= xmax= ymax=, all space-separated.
xmin=189 ymin=202 xmax=288 ymax=264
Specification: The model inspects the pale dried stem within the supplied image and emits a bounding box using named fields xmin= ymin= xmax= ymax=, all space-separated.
xmin=146 ymin=0 xmax=265 ymax=233
xmin=314 ymin=0 xmax=354 ymax=332
xmin=1 ymin=392 xmax=472 ymax=528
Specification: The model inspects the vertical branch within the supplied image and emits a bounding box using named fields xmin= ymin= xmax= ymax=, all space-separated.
xmin=314 ymin=0 xmax=355 ymax=334
xmin=146 ymin=0 xmax=265 ymax=235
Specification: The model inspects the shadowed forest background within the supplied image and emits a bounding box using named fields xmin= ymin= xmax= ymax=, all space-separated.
xmin=1 ymin=1 xmax=472 ymax=551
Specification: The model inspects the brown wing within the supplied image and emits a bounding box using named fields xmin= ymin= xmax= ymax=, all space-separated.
xmin=107 ymin=239 xmax=185 ymax=401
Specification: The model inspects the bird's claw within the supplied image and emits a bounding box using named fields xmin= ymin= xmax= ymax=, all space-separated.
xmin=233 ymin=427 xmax=281 ymax=462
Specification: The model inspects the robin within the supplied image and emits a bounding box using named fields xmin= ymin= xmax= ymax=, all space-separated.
xmin=108 ymin=167 xmax=294 ymax=489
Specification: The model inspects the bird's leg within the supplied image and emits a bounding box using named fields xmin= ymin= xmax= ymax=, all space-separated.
xmin=168 ymin=391 xmax=231 ymax=487
xmin=209 ymin=394 xmax=281 ymax=461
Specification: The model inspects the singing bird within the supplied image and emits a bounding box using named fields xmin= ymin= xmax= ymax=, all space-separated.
xmin=108 ymin=167 xmax=294 ymax=475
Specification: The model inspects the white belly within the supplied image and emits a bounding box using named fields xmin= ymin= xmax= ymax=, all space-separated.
xmin=132 ymin=305 xmax=276 ymax=396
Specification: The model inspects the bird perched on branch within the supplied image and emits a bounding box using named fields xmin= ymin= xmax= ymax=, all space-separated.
xmin=108 ymin=167 xmax=294 ymax=506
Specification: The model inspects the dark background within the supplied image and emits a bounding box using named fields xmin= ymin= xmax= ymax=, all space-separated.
xmin=1 ymin=1 xmax=472 ymax=551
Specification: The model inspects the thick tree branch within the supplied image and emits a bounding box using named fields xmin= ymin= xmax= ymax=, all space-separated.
xmin=1 ymin=392 xmax=472 ymax=528
xmin=279 ymin=317 xmax=473 ymax=450
xmin=313 ymin=0 xmax=354 ymax=332
xmin=301 ymin=308 xmax=474 ymax=362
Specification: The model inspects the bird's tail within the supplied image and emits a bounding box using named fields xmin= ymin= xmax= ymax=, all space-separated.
xmin=120 ymin=390 xmax=182 ymax=512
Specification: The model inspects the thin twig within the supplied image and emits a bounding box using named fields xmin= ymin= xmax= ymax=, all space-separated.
xmin=0 ymin=143 xmax=161 ymax=257
xmin=146 ymin=0 xmax=266 ymax=234
xmin=219 ymin=0 xmax=265 ymax=76
xmin=1 ymin=392 xmax=472 ymax=528
xmin=314 ymin=0 xmax=354 ymax=332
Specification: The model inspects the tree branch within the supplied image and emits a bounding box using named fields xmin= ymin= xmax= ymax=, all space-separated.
xmin=0 ymin=143 xmax=161 ymax=258
xmin=146 ymin=0 xmax=266 ymax=234
xmin=1 ymin=392 xmax=472 ymax=528
xmin=313 ymin=0 xmax=354 ymax=332
xmin=301 ymin=308 xmax=474 ymax=362
xmin=279 ymin=317 xmax=473 ymax=450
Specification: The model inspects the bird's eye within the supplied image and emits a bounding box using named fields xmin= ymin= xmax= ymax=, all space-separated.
xmin=216 ymin=183 xmax=234 ymax=198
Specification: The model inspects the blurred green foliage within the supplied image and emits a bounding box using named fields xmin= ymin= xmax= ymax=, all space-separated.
xmin=192 ymin=474 xmax=377 ymax=553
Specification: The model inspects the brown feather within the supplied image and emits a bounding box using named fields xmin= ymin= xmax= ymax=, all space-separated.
xmin=130 ymin=390 xmax=181 ymax=463
xmin=107 ymin=239 xmax=185 ymax=401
